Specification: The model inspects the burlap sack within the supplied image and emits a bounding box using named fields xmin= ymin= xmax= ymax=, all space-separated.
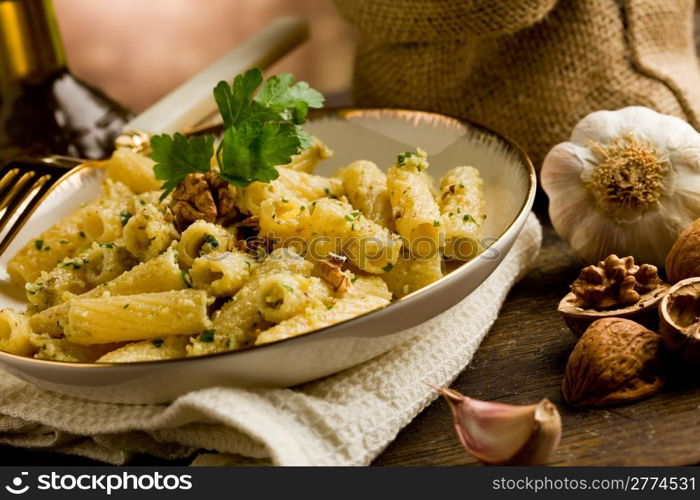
xmin=334 ymin=0 xmax=700 ymax=169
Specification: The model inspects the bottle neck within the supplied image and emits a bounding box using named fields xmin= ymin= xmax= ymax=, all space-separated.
xmin=0 ymin=0 xmax=66 ymax=83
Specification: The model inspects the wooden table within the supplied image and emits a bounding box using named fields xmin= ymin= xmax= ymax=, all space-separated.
xmin=2 ymin=204 xmax=698 ymax=466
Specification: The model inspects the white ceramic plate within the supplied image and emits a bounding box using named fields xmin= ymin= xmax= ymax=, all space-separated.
xmin=0 ymin=109 xmax=535 ymax=403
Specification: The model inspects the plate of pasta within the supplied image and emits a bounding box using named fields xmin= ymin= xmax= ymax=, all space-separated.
xmin=0 ymin=107 xmax=535 ymax=403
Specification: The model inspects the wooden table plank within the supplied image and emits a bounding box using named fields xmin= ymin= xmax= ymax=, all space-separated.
xmin=373 ymin=208 xmax=700 ymax=466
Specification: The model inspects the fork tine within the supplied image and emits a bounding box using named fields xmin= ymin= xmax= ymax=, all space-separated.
xmin=0 ymin=171 xmax=36 ymax=214
xmin=0 ymin=168 xmax=22 ymax=210
xmin=0 ymin=174 xmax=54 ymax=255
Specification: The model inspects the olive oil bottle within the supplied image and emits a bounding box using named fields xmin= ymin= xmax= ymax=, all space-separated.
xmin=0 ymin=0 xmax=131 ymax=165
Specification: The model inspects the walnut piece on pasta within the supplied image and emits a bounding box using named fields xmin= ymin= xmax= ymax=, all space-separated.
xmin=172 ymin=173 xmax=238 ymax=230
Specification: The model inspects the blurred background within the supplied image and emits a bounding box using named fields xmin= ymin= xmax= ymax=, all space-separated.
xmin=53 ymin=0 xmax=355 ymax=112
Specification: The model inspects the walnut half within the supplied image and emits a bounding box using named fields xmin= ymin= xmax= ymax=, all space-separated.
xmin=172 ymin=173 xmax=238 ymax=231
xmin=659 ymin=277 xmax=700 ymax=365
xmin=572 ymin=254 xmax=660 ymax=308
xmin=558 ymin=254 xmax=669 ymax=337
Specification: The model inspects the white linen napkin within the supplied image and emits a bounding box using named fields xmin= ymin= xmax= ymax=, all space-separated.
xmin=0 ymin=213 xmax=542 ymax=466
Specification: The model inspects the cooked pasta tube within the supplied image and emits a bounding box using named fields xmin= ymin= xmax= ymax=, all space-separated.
xmin=123 ymin=204 xmax=179 ymax=261
xmin=237 ymin=167 xmax=343 ymax=216
xmin=255 ymin=272 xmax=331 ymax=323
xmin=258 ymin=196 xmax=311 ymax=243
xmin=189 ymin=250 xmax=254 ymax=297
xmin=6 ymin=181 xmax=133 ymax=286
xmin=30 ymin=333 xmax=119 ymax=363
xmin=65 ymin=289 xmax=211 ymax=344
xmin=381 ymin=251 xmax=444 ymax=298
xmin=439 ymin=166 xmax=485 ymax=260
xmin=283 ymin=136 xmax=332 ymax=173
xmin=260 ymin=197 xmax=402 ymax=273
xmin=25 ymin=260 xmax=89 ymax=310
xmin=82 ymin=242 xmax=138 ymax=286
xmin=105 ymin=148 xmax=162 ymax=194
xmin=337 ymin=160 xmax=394 ymax=229
xmin=188 ymin=248 xmax=312 ymax=356
xmin=81 ymin=201 xmax=125 ymax=243
xmin=387 ymin=149 xmax=444 ymax=257
xmin=177 ymin=220 xmax=234 ymax=268
xmin=0 ymin=309 xmax=34 ymax=356
xmin=26 ymin=241 xmax=138 ymax=310
xmin=30 ymin=246 xmax=185 ymax=336
xmin=255 ymin=276 xmax=392 ymax=345
xmin=96 ymin=335 xmax=189 ymax=363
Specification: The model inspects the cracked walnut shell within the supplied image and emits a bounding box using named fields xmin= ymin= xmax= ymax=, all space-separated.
xmin=659 ymin=277 xmax=700 ymax=364
xmin=558 ymin=255 xmax=668 ymax=336
xmin=562 ymin=318 xmax=664 ymax=407
xmin=666 ymin=217 xmax=700 ymax=284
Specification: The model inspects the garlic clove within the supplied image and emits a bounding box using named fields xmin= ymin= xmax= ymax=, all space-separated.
xmin=435 ymin=386 xmax=562 ymax=465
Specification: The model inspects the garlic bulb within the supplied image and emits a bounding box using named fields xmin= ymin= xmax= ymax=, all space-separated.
xmin=435 ymin=386 xmax=562 ymax=465
xmin=541 ymin=106 xmax=700 ymax=266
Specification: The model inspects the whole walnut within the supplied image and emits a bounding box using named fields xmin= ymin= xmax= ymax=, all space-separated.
xmin=666 ymin=218 xmax=700 ymax=284
xmin=562 ymin=318 xmax=664 ymax=407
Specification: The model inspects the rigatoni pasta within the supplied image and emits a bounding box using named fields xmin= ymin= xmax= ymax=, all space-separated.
xmin=6 ymin=180 xmax=132 ymax=286
xmin=105 ymin=147 xmax=162 ymax=194
xmin=255 ymin=276 xmax=392 ymax=345
xmin=439 ymin=166 xmax=486 ymax=260
xmin=337 ymin=160 xmax=394 ymax=229
xmin=177 ymin=220 xmax=234 ymax=268
xmin=381 ymin=251 xmax=444 ymax=298
xmin=1 ymin=139 xmax=486 ymax=364
xmin=387 ymin=149 xmax=444 ymax=257
xmin=65 ymin=289 xmax=211 ymax=344
xmin=96 ymin=335 xmax=189 ymax=363
xmin=0 ymin=309 xmax=34 ymax=356
xmin=189 ymin=250 xmax=253 ymax=297
xmin=123 ymin=204 xmax=179 ymax=261
xmin=283 ymin=136 xmax=332 ymax=173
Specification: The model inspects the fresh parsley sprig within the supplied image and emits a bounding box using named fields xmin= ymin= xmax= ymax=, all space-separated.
xmin=150 ymin=68 xmax=324 ymax=197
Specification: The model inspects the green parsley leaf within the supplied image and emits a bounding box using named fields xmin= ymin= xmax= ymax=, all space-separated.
xmin=179 ymin=270 xmax=192 ymax=288
xmin=34 ymin=240 xmax=44 ymax=250
xmin=217 ymin=121 xmax=300 ymax=187
xmin=213 ymin=68 xmax=270 ymax=129
xmin=78 ymin=231 xmax=86 ymax=238
xmin=150 ymin=133 xmax=215 ymax=198
xmin=254 ymin=72 xmax=324 ymax=124
xmin=382 ymin=263 xmax=394 ymax=273
xmin=151 ymin=68 xmax=324 ymax=195
xmin=120 ymin=210 xmax=133 ymax=227
xmin=282 ymin=284 xmax=295 ymax=293
xmin=204 ymin=234 xmax=219 ymax=248
xmin=463 ymin=214 xmax=477 ymax=224
xmin=397 ymin=152 xmax=414 ymax=166
xmin=200 ymin=329 xmax=216 ymax=343
xmin=151 ymin=338 xmax=164 ymax=348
